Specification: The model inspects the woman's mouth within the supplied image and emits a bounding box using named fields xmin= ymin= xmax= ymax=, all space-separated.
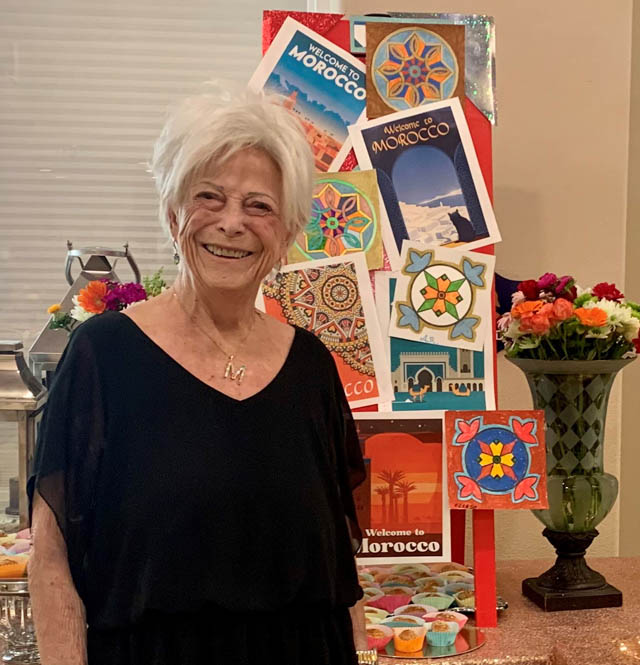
xmin=203 ymin=244 xmax=253 ymax=259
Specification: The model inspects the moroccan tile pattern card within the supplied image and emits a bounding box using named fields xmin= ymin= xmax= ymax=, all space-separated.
xmin=349 ymin=97 xmax=500 ymax=251
xmin=365 ymin=22 xmax=465 ymax=119
xmin=249 ymin=16 xmax=366 ymax=172
xmin=389 ymin=242 xmax=495 ymax=352
xmin=354 ymin=413 xmax=450 ymax=564
xmin=261 ymin=253 xmax=393 ymax=409
xmin=287 ymin=169 xmax=400 ymax=271
xmin=445 ymin=410 xmax=548 ymax=510
xmin=375 ymin=271 xmax=495 ymax=413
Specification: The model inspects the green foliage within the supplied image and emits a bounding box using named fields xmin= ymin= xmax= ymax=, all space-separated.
xmin=142 ymin=268 xmax=168 ymax=298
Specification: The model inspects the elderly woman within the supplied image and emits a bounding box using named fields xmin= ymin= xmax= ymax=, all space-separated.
xmin=28 ymin=93 xmax=368 ymax=665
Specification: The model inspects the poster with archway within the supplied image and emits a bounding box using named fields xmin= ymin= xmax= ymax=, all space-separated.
xmin=353 ymin=413 xmax=450 ymax=564
xmin=348 ymin=97 xmax=500 ymax=252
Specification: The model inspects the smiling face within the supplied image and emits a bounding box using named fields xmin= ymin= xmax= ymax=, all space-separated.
xmin=170 ymin=147 xmax=287 ymax=294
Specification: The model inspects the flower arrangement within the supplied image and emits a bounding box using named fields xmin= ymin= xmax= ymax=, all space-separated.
xmin=48 ymin=268 xmax=168 ymax=332
xmin=498 ymin=272 xmax=640 ymax=360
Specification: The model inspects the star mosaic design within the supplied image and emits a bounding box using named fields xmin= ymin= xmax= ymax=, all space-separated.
xmin=304 ymin=181 xmax=375 ymax=258
xmin=418 ymin=273 xmax=465 ymax=319
xmin=263 ymin=263 xmax=375 ymax=376
xmin=376 ymin=32 xmax=454 ymax=106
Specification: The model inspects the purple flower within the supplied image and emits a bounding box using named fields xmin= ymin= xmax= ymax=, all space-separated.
xmin=103 ymin=282 xmax=147 ymax=311
xmin=555 ymin=275 xmax=575 ymax=296
xmin=537 ymin=272 xmax=558 ymax=290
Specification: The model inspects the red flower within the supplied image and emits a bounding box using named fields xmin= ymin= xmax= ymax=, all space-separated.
xmin=517 ymin=279 xmax=540 ymax=300
xmin=592 ymin=282 xmax=624 ymax=302
xmin=634 ymin=337 xmax=640 ymax=354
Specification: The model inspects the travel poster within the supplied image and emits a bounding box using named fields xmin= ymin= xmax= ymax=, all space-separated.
xmin=249 ymin=16 xmax=366 ymax=172
xmin=260 ymin=253 xmax=393 ymax=409
xmin=445 ymin=410 xmax=548 ymax=510
xmin=349 ymin=98 xmax=500 ymax=251
xmin=375 ymin=271 xmax=495 ymax=412
xmin=366 ymin=22 xmax=465 ymax=119
xmin=353 ymin=413 xmax=450 ymax=564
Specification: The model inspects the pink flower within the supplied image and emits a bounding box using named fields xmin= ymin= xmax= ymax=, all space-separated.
xmin=511 ymin=291 xmax=526 ymax=307
xmin=537 ymin=272 xmax=558 ymax=290
xmin=497 ymin=313 xmax=513 ymax=332
xmin=555 ymin=275 xmax=575 ymax=296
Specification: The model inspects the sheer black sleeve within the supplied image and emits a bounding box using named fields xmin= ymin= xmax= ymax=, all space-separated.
xmin=28 ymin=322 xmax=105 ymax=596
xmin=329 ymin=363 xmax=365 ymax=556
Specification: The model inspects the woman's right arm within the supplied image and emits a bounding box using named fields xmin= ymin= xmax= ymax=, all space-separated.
xmin=29 ymin=492 xmax=87 ymax=665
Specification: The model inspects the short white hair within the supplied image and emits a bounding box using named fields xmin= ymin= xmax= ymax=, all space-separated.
xmin=151 ymin=88 xmax=315 ymax=242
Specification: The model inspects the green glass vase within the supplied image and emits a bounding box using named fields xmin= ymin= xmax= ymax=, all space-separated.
xmin=508 ymin=357 xmax=635 ymax=610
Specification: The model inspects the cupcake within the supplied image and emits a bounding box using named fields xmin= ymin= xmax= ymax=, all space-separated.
xmin=393 ymin=626 xmax=426 ymax=653
xmin=411 ymin=592 xmax=454 ymax=610
xmin=391 ymin=563 xmax=431 ymax=576
xmin=426 ymin=620 xmax=459 ymax=647
xmin=414 ymin=576 xmax=446 ymax=590
xmin=358 ymin=572 xmax=375 ymax=585
xmin=439 ymin=570 xmax=474 ymax=583
xmin=382 ymin=614 xmax=425 ymax=628
xmin=438 ymin=562 xmax=470 ymax=573
xmin=364 ymin=606 xmax=389 ymax=624
xmin=362 ymin=587 xmax=384 ymax=603
xmin=443 ymin=582 xmax=473 ymax=596
xmin=381 ymin=574 xmax=413 ymax=586
xmin=423 ymin=610 xmax=468 ymax=630
xmin=366 ymin=623 xmax=393 ymax=650
xmin=368 ymin=588 xmax=412 ymax=613
xmin=393 ymin=603 xmax=437 ymax=617
xmin=454 ymin=589 xmax=476 ymax=609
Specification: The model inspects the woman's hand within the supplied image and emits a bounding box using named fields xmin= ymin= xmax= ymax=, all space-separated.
xmin=349 ymin=596 xmax=368 ymax=651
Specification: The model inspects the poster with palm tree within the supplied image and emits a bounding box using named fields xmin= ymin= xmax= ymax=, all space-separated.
xmin=354 ymin=412 xmax=451 ymax=563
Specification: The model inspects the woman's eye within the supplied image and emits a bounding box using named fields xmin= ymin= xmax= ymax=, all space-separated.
xmin=196 ymin=191 xmax=222 ymax=202
xmin=248 ymin=201 xmax=272 ymax=213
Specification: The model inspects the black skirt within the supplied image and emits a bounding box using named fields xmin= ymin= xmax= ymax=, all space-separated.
xmin=87 ymin=605 xmax=357 ymax=665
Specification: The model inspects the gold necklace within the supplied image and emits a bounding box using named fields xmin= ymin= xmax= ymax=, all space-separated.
xmin=171 ymin=289 xmax=260 ymax=385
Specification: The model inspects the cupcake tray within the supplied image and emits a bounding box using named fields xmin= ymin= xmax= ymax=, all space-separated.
xmin=379 ymin=627 xmax=486 ymax=660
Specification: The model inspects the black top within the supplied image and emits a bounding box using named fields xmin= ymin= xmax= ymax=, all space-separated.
xmin=29 ymin=312 xmax=365 ymax=630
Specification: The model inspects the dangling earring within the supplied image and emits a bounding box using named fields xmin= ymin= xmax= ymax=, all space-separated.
xmin=173 ymin=241 xmax=180 ymax=265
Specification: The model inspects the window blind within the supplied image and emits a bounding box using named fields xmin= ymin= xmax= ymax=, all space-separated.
xmin=0 ymin=0 xmax=309 ymax=515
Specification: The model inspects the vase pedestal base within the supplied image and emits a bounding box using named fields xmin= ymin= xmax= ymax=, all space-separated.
xmin=522 ymin=577 xmax=622 ymax=612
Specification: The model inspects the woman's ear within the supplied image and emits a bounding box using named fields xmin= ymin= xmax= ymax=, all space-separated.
xmin=168 ymin=209 xmax=178 ymax=238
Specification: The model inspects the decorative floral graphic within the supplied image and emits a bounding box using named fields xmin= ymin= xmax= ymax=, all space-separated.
xmin=288 ymin=171 xmax=386 ymax=270
xmin=445 ymin=411 xmax=548 ymax=510
xmin=372 ymin=28 xmax=459 ymax=111
xmin=303 ymin=180 xmax=375 ymax=257
xmin=264 ymin=260 xmax=376 ymax=378
xmin=262 ymin=255 xmax=392 ymax=409
xmin=419 ymin=273 xmax=465 ymax=319
xmin=477 ymin=440 xmax=516 ymax=480
xmin=390 ymin=245 xmax=494 ymax=350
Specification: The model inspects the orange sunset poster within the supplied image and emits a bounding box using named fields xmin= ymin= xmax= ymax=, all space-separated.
xmin=354 ymin=414 xmax=450 ymax=564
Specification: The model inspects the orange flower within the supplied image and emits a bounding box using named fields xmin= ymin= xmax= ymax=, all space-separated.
xmin=520 ymin=313 xmax=551 ymax=334
xmin=575 ymin=307 xmax=608 ymax=327
xmin=552 ymin=298 xmax=574 ymax=321
xmin=47 ymin=304 xmax=61 ymax=314
xmin=77 ymin=281 xmax=107 ymax=314
xmin=512 ymin=300 xmax=543 ymax=319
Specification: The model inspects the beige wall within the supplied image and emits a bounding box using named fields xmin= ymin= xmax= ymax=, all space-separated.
xmin=344 ymin=0 xmax=636 ymax=559
xmin=621 ymin=0 xmax=640 ymax=557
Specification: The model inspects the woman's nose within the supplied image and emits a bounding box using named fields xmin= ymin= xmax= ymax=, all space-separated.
xmin=215 ymin=205 xmax=247 ymax=236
